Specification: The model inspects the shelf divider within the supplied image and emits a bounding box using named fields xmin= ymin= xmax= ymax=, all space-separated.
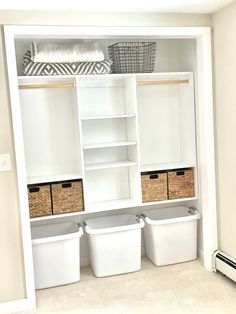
xmin=85 ymin=160 xmax=137 ymax=171
xmin=81 ymin=114 xmax=136 ymax=120
xmin=83 ymin=141 xmax=137 ymax=149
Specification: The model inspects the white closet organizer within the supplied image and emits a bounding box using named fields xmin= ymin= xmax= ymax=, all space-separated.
xmin=17 ymin=71 xmax=197 ymax=218
xmin=3 ymin=27 xmax=217 ymax=312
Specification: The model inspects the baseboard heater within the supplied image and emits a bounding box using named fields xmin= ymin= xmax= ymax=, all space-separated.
xmin=213 ymin=250 xmax=236 ymax=282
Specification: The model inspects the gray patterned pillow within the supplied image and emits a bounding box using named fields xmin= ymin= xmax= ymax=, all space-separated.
xmin=22 ymin=51 xmax=112 ymax=76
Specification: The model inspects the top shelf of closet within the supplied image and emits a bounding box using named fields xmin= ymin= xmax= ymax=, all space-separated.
xmin=17 ymin=72 xmax=193 ymax=83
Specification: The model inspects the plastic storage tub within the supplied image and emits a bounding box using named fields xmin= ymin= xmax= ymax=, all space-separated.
xmin=84 ymin=214 xmax=145 ymax=277
xmin=31 ymin=222 xmax=83 ymax=289
xmin=141 ymin=206 xmax=200 ymax=266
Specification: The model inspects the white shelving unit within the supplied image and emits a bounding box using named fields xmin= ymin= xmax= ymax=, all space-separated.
xmin=78 ymin=75 xmax=141 ymax=211
xmin=17 ymin=72 xmax=197 ymax=218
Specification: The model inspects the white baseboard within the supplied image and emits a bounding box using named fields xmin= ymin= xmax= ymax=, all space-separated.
xmin=0 ymin=298 xmax=35 ymax=314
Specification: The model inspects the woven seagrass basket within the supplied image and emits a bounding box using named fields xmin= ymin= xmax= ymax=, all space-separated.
xmin=141 ymin=171 xmax=168 ymax=203
xmin=168 ymin=169 xmax=194 ymax=200
xmin=51 ymin=180 xmax=84 ymax=215
xmin=28 ymin=184 xmax=52 ymax=218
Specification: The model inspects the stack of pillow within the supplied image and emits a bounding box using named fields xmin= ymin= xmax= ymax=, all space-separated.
xmin=22 ymin=42 xmax=112 ymax=76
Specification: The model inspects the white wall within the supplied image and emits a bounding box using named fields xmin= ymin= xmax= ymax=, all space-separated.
xmin=0 ymin=10 xmax=211 ymax=303
xmin=212 ymin=1 xmax=236 ymax=257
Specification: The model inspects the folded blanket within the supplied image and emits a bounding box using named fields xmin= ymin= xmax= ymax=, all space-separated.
xmin=22 ymin=51 xmax=112 ymax=76
xmin=30 ymin=42 xmax=105 ymax=63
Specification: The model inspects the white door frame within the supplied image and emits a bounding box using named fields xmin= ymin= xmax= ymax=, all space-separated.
xmin=3 ymin=25 xmax=217 ymax=313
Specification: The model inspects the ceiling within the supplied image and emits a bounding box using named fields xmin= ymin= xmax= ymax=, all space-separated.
xmin=0 ymin=0 xmax=234 ymax=13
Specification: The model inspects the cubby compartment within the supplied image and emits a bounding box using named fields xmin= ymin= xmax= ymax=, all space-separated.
xmin=136 ymin=73 xmax=196 ymax=172
xmin=84 ymin=166 xmax=141 ymax=211
xmin=77 ymin=76 xmax=136 ymax=119
xmin=19 ymin=77 xmax=83 ymax=184
xmin=84 ymin=145 xmax=138 ymax=171
xmin=81 ymin=117 xmax=137 ymax=147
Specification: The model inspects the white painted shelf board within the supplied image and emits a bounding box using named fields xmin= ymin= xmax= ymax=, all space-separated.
xmin=30 ymin=196 xmax=198 ymax=222
xmin=27 ymin=173 xmax=83 ymax=185
xmin=30 ymin=210 xmax=85 ymax=222
xmin=80 ymin=114 xmax=136 ymax=120
xmin=141 ymin=162 xmax=195 ymax=172
xmin=85 ymin=160 xmax=137 ymax=171
xmin=86 ymin=198 xmax=139 ymax=212
xmin=18 ymin=72 xmax=193 ymax=81
xmin=141 ymin=196 xmax=198 ymax=207
xmin=83 ymin=141 xmax=137 ymax=149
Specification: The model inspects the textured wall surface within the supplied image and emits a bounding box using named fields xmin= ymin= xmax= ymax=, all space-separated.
xmin=212 ymin=1 xmax=236 ymax=257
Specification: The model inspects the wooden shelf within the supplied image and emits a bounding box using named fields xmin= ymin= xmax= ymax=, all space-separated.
xmin=141 ymin=196 xmax=198 ymax=206
xmin=85 ymin=160 xmax=137 ymax=171
xmin=30 ymin=196 xmax=198 ymax=222
xmin=27 ymin=173 xmax=83 ymax=185
xmin=81 ymin=114 xmax=136 ymax=120
xmin=86 ymin=198 xmax=139 ymax=212
xmin=30 ymin=210 xmax=85 ymax=222
xmin=140 ymin=162 xmax=195 ymax=172
xmin=83 ymin=141 xmax=137 ymax=149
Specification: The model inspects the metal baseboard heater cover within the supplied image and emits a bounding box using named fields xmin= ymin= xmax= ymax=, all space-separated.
xmin=213 ymin=250 xmax=236 ymax=282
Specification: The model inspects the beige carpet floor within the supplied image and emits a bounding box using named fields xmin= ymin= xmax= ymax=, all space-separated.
xmin=18 ymin=258 xmax=236 ymax=314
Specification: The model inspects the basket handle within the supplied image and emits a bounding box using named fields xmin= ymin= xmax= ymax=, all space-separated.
xmin=176 ymin=171 xmax=185 ymax=176
xmin=29 ymin=187 xmax=40 ymax=193
xmin=150 ymin=174 xmax=159 ymax=180
xmin=62 ymin=183 xmax=72 ymax=188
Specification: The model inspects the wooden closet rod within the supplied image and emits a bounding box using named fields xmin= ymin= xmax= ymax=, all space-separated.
xmin=137 ymin=79 xmax=189 ymax=85
xmin=18 ymin=82 xmax=75 ymax=90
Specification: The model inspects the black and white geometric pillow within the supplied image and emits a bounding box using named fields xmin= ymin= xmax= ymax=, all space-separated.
xmin=22 ymin=51 xmax=112 ymax=76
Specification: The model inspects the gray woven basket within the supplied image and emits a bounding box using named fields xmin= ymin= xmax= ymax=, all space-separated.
xmin=108 ymin=42 xmax=157 ymax=73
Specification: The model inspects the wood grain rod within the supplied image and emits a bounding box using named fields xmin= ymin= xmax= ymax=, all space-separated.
xmin=137 ymin=79 xmax=189 ymax=85
xmin=19 ymin=82 xmax=75 ymax=89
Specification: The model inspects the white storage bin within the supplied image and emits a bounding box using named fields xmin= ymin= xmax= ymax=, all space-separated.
xmin=141 ymin=206 xmax=200 ymax=266
xmin=31 ymin=222 xmax=83 ymax=289
xmin=84 ymin=214 xmax=145 ymax=277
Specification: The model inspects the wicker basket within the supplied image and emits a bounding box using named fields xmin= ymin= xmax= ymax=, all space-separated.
xmin=168 ymin=169 xmax=194 ymax=200
xmin=108 ymin=42 xmax=157 ymax=73
xmin=51 ymin=180 xmax=84 ymax=215
xmin=28 ymin=184 xmax=52 ymax=218
xmin=141 ymin=171 xmax=168 ymax=203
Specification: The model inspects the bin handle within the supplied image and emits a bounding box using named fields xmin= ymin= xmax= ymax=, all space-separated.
xmin=77 ymin=224 xmax=84 ymax=237
xmin=136 ymin=215 xmax=145 ymax=228
xmin=188 ymin=206 xmax=197 ymax=214
xmin=188 ymin=207 xmax=200 ymax=218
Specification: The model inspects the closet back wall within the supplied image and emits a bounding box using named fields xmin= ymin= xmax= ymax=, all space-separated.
xmin=0 ymin=11 xmax=211 ymax=303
